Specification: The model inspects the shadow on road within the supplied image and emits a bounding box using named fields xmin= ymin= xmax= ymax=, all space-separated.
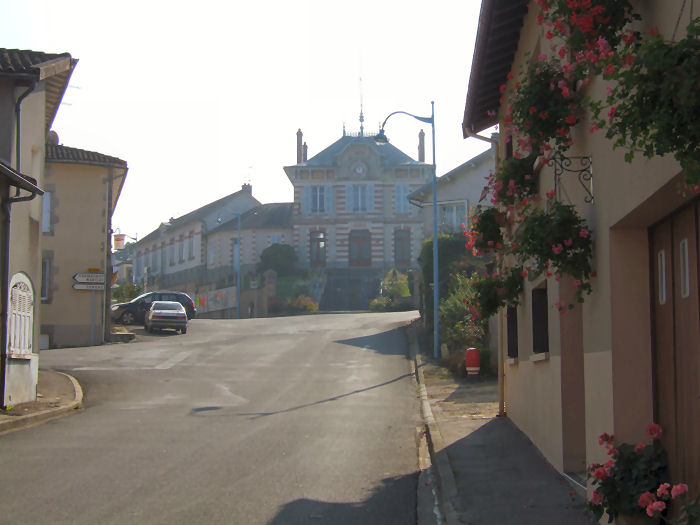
xmin=236 ymin=373 xmax=412 ymax=419
xmin=334 ymin=326 xmax=408 ymax=356
xmin=267 ymin=473 xmax=418 ymax=525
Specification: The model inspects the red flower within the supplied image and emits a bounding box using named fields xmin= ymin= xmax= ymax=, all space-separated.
xmin=593 ymin=467 xmax=608 ymax=481
xmin=646 ymin=422 xmax=662 ymax=440
xmin=646 ymin=501 xmax=666 ymax=517
xmin=650 ymin=26 xmax=659 ymax=35
xmin=634 ymin=443 xmax=645 ymax=452
xmin=565 ymin=115 xmax=578 ymax=125
xmin=638 ymin=491 xmax=656 ymax=508
xmin=558 ymin=46 xmax=567 ymax=58
xmin=529 ymin=106 xmax=538 ymax=115
xmin=656 ymin=483 xmax=671 ymax=498
xmin=546 ymin=30 xmax=554 ymax=40
xmin=591 ymin=490 xmax=603 ymax=506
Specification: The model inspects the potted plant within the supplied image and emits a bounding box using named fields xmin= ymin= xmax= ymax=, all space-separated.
xmin=512 ymin=198 xmax=593 ymax=308
xmin=489 ymin=154 xmax=539 ymax=207
xmin=504 ymin=56 xmax=585 ymax=154
xmin=467 ymin=266 xmax=524 ymax=320
xmin=465 ymin=206 xmax=505 ymax=256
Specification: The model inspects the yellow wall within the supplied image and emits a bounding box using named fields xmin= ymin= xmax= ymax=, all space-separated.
xmin=41 ymin=162 xmax=112 ymax=347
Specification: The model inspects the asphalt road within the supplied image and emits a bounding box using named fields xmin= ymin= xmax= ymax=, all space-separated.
xmin=0 ymin=312 xmax=421 ymax=525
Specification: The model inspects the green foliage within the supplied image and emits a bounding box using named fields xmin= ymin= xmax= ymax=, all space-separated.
xmin=369 ymin=269 xmax=414 ymax=312
xmin=369 ymin=296 xmax=414 ymax=312
xmin=289 ymin=295 xmax=318 ymax=313
xmin=507 ymin=56 xmax=585 ymax=153
xmin=439 ymin=273 xmax=485 ymax=351
xmin=257 ymin=243 xmax=298 ymax=277
xmin=418 ymin=233 xmax=488 ymax=331
xmin=466 ymin=207 xmax=505 ymax=255
xmin=468 ymin=266 xmax=524 ymax=320
xmin=598 ymin=18 xmax=700 ymax=188
xmin=513 ymin=199 xmax=593 ymax=306
xmin=588 ymin=431 xmax=669 ymax=523
xmin=112 ymin=283 xmax=143 ymax=303
xmin=490 ymin=154 xmax=539 ymax=206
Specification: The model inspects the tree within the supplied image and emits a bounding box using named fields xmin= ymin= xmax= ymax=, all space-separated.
xmin=257 ymin=243 xmax=298 ymax=277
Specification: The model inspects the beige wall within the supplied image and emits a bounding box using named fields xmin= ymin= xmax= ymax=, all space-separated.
xmin=41 ymin=162 xmax=114 ymax=348
xmin=493 ymin=0 xmax=692 ymax=483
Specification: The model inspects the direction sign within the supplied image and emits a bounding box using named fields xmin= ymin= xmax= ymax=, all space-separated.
xmin=73 ymin=283 xmax=104 ymax=291
xmin=73 ymin=273 xmax=105 ymax=283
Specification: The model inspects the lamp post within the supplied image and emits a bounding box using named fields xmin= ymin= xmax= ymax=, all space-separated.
xmin=376 ymin=101 xmax=439 ymax=359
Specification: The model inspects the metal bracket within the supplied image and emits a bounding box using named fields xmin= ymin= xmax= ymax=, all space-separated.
xmin=547 ymin=154 xmax=594 ymax=204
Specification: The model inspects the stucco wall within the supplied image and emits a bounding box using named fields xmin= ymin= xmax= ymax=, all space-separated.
xmin=41 ymin=162 xmax=110 ymax=348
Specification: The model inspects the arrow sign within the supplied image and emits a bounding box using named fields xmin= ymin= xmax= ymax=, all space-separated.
xmin=74 ymin=273 xmax=105 ymax=283
xmin=73 ymin=283 xmax=105 ymax=291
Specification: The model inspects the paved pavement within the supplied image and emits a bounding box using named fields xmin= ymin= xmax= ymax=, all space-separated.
xmin=4 ymin=319 xmax=596 ymax=525
xmin=407 ymin=324 xmax=596 ymax=525
xmin=0 ymin=369 xmax=82 ymax=434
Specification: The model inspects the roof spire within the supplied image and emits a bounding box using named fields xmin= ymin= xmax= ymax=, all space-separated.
xmin=359 ymin=76 xmax=364 ymax=137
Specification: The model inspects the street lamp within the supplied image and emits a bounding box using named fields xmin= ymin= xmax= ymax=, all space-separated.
xmin=376 ymin=101 xmax=439 ymax=359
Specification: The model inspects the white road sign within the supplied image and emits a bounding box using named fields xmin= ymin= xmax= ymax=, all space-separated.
xmin=73 ymin=273 xmax=105 ymax=283
xmin=73 ymin=283 xmax=104 ymax=291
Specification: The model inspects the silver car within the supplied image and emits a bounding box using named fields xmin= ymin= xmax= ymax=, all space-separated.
xmin=144 ymin=301 xmax=188 ymax=334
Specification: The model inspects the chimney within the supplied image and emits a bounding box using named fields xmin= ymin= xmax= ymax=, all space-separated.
xmin=47 ymin=130 xmax=59 ymax=145
xmin=303 ymin=142 xmax=308 ymax=162
xmin=296 ymin=129 xmax=303 ymax=164
xmin=418 ymin=129 xmax=425 ymax=162
xmin=241 ymin=183 xmax=252 ymax=194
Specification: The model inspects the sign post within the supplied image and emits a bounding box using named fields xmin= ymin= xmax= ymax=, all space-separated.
xmin=73 ymin=272 xmax=105 ymax=346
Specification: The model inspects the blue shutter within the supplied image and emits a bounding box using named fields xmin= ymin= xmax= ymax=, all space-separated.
xmin=346 ymin=184 xmax=353 ymax=212
xmin=325 ymin=185 xmax=333 ymax=214
xmin=368 ymin=184 xmax=375 ymax=212
xmin=303 ymin=186 xmax=311 ymax=214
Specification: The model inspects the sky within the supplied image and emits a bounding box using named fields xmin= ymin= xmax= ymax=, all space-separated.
xmin=1 ymin=0 xmax=494 ymax=242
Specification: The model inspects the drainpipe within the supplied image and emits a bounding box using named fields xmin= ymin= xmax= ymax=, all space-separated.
xmin=1 ymin=81 xmax=40 ymax=406
xmin=465 ymin=128 xmax=507 ymax=417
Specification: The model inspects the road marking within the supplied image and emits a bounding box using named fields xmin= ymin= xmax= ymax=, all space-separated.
xmin=154 ymin=351 xmax=190 ymax=370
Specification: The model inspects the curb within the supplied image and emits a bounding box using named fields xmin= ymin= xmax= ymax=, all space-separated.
xmin=0 ymin=372 xmax=83 ymax=434
xmin=407 ymin=325 xmax=460 ymax=525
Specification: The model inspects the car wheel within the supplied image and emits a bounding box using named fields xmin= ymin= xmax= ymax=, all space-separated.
xmin=181 ymin=327 xmax=187 ymax=334
xmin=120 ymin=311 xmax=135 ymax=325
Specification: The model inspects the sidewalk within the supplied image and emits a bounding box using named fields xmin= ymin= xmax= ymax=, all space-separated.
xmin=409 ymin=329 xmax=594 ymax=525
xmin=0 ymin=369 xmax=83 ymax=434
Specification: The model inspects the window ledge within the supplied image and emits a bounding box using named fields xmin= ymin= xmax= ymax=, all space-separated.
xmin=506 ymin=357 xmax=518 ymax=366
xmin=530 ymin=352 xmax=550 ymax=363
xmin=8 ymin=352 xmax=35 ymax=360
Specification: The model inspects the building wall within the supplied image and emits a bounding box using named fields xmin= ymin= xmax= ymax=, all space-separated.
xmin=41 ymin=162 xmax=111 ymax=348
xmin=3 ymin=84 xmax=47 ymax=404
xmin=495 ymin=0 xmax=693 ymax=483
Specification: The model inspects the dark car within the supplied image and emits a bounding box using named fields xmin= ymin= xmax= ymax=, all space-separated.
xmin=144 ymin=301 xmax=188 ymax=334
xmin=111 ymin=290 xmax=196 ymax=325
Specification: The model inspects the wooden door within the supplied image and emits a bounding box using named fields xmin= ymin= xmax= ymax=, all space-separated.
xmin=650 ymin=201 xmax=700 ymax=493
xmin=349 ymin=230 xmax=370 ymax=267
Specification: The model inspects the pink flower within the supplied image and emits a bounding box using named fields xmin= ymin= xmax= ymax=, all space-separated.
xmin=638 ymin=491 xmax=656 ymax=508
xmin=646 ymin=422 xmax=662 ymax=440
xmin=552 ymin=244 xmax=564 ymax=254
xmin=671 ymin=483 xmax=688 ymax=499
xmin=579 ymin=228 xmax=589 ymax=238
xmin=604 ymin=459 xmax=614 ymax=469
xmin=573 ymin=279 xmax=581 ymax=287
xmin=608 ymin=106 xmax=617 ymax=121
xmin=564 ymin=238 xmax=573 ymax=247
xmin=646 ymin=501 xmax=666 ymax=517
xmin=656 ymin=483 xmax=671 ymax=498
xmin=591 ymin=490 xmax=603 ymax=506
xmin=593 ymin=467 xmax=608 ymax=481
xmin=634 ymin=443 xmax=645 ymax=452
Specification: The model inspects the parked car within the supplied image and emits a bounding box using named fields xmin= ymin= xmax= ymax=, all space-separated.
xmin=144 ymin=301 xmax=188 ymax=334
xmin=111 ymin=290 xmax=196 ymax=325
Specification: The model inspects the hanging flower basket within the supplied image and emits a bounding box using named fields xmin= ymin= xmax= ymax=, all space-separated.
xmin=512 ymin=199 xmax=593 ymax=306
xmin=465 ymin=206 xmax=504 ymax=255
xmin=468 ymin=266 xmax=524 ymax=320
xmin=506 ymin=56 xmax=585 ymax=154
xmin=489 ymin=154 xmax=539 ymax=207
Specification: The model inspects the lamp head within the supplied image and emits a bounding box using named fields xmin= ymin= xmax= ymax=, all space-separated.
xmin=374 ymin=129 xmax=389 ymax=144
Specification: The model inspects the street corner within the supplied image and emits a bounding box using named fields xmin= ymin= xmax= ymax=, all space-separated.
xmin=0 ymin=369 xmax=83 ymax=434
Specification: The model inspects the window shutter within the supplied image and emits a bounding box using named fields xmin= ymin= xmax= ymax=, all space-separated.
xmin=41 ymin=192 xmax=52 ymax=233
xmin=346 ymin=184 xmax=353 ymax=212
xmin=325 ymin=185 xmax=333 ymax=214
xmin=368 ymin=184 xmax=375 ymax=212
xmin=531 ymin=288 xmax=549 ymax=353
xmin=303 ymin=186 xmax=311 ymax=214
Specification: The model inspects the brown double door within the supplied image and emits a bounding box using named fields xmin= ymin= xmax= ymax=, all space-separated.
xmin=650 ymin=201 xmax=700 ymax=493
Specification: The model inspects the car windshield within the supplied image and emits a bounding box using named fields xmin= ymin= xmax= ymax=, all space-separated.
xmin=151 ymin=302 xmax=184 ymax=311
xmin=130 ymin=292 xmax=152 ymax=303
